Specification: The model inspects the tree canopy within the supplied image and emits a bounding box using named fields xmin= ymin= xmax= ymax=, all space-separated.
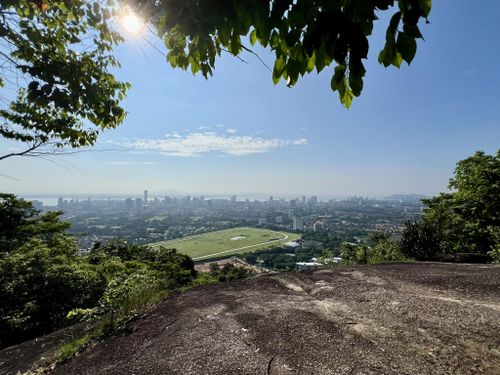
xmin=1 ymin=0 xmax=431 ymax=159
xmin=400 ymin=150 xmax=500 ymax=262
xmin=132 ymin=0 xmax=431 ymax=107
xmin=422 ymin=150 xmax=500 ymax=256
xmin=0 ymin=193 xmax=70 ymax=252
xmin=0 ymin=0 xmax=129 ymax=160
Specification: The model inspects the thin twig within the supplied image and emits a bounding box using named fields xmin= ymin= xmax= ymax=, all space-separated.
xmin=221 ymin=47 xmax=249 ymax=64
xmin=0 ymin=173 xmax=20 ymax=181
xmin=241 ymin=44 xmax=272 ymax=72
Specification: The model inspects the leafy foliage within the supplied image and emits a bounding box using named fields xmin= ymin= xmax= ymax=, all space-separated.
xmin=208 ymin=262 xmax=255 ymax=282
xmin=132 ymin=0 xmax=431 ymax=107
xmin=1 ymin=0 xmax=432 ymax=158
xmin=339 ymin=232 xmax=406 ymax=264
xmin=0 ymin=0 xmax=130 ymax=159
xmin=0 ymin=237 xmax=107 ymax=347
xmin=399 ymin=150 xmax=499 ymax=261
xmin=422 ymin=150 xmax=500 ymax=255
xmin=0 ymin=193 xmax=69 ymax=252
xmin=0 ymin=195 xmax=197 ymax=348
xmin=399 ymin=220 xmax=442 ymax=260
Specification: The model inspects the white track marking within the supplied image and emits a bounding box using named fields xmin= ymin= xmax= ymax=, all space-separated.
xmin=192 ymin=233 xmax=289 ymax=261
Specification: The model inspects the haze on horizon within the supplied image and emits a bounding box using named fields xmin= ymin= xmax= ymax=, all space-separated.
xmin=1 ymin=1 xmax=499 ymax=197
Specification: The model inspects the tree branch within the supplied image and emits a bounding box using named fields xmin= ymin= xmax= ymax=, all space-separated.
xmin=0 ymin=141 xmax=44 ymax=160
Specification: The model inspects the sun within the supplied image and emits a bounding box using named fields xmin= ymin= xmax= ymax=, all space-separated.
xmin=121 ymin=11 xmax=144 ymax=34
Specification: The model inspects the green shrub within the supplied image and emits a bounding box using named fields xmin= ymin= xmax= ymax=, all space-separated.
xmin=399 ymin=220 xmax=443 ymax=261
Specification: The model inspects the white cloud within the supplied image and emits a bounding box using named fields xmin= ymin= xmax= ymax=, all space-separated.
xmin=215 ymin=124 xmax=224 ymax=128
xmin=102 ymin=161 xmax=157 ymax=166
xmin=113 ymin=132 xmax=307 ymax=157
xmin=226 ymin=128 xmax=238 ymax=134
xmin=164 ymin=131 xmax=182 ymax=139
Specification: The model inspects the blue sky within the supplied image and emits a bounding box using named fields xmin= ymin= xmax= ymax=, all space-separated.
xmin=1 ymin=0 xmax=499 ymax=198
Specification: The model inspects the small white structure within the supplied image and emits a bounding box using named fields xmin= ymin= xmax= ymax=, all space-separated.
xmin=296 ymin=262 xmax=322 ymax=271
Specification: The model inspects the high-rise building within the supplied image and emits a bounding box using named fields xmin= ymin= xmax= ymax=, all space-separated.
xmin=301 ymin=196 xmax=306 ymax=204
xmin=230 ymin=195 xmax=237 ymax=203
xmin=292 ymin=216 xmax=304 ymax=230
xmin=309 ymin=196 xmax=318 ymax=205
xmin=125 ymin=198 xmax=133 ymax=209
xmin=32 ymin=200 xmax=43 ymax=210
xmin=57 ymin=197 xmax=64 ymax=209
xmin=135 ymin=198 xmax=143 ymax=209
xmin=144 ymin=190 xmax=148 ymax=205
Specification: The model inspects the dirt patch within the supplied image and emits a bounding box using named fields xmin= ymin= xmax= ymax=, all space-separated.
xmin=2 ymin=263 xmax=499 ymax=375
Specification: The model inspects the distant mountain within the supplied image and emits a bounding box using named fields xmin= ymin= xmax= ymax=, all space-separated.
xmin=385 ymin=193 xmax=428 ymax=202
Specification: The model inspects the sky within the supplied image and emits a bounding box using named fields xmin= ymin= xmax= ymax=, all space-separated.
xmin=1 ymin=0 xmax=499 ymax=198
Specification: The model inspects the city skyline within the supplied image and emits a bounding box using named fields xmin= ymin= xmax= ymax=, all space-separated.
xmin=21 ymin=190 xmax=426 ymax=202
xmin=1 ymin=0 xmax=499 ymax=196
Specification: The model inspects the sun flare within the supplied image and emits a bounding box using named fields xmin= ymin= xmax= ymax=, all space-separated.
xmin=121 ymin=11 xmax=143 ymax=34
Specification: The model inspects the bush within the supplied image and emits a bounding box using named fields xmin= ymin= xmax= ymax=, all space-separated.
xmin=399 ymin=220 xmax=443 ymax=261
xmin=208 ymin=263 xmax=254 ymax=282
xmin=339 ymin=237 xmax=406 ymax=265
xmin=0 ymin=238 xmax=106 ymax=348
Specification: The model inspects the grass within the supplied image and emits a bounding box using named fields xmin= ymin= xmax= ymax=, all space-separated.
xmin=54 ymin=331 xmax=96 ymax=363
xmin=149 ymin=227 xmax=300 ymax=260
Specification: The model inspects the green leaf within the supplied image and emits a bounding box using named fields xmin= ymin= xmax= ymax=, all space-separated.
xmin=389 ymin=12 xmax=402 ymax=33
xmin=392 ymin=52 xmax=403 ymax=68
xmin=403 ymin=24 xmax=423 ymax=39
xmin=397 ymin=32 xmax=417 ymax=64
xmin=348 ymin=60 xmax=365 ymax=97
xmin=306 ymin=52 xmax=316 ymax=73
xmin=379 ymin=28 xmax=397 ymax=67
xmin=330 ymin=65 xmax=346 ymax=92
xmin=270 ymin=30 xmax=279 ymax=47
xmin=229 ymin=34 xmax=242 ymax=55
xmin=273 ymin=57 xmax=286 ymax=84
xmin=419 ymin=0 xmax=432 ymax=18
xmin=249 ymin=29 xmax=257 ymax=46
xmin=341 ymin=89 xmax=353 ymax=109
xmin=315 ymin=43 xmax=328 ymax=73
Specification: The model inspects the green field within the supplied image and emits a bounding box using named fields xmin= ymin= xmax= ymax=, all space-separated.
xmin=149 ymin=227 xmax=300 ymax=261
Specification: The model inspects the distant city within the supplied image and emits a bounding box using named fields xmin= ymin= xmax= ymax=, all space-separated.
xmin=24 ymin=191 xmax=424 ymax=252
